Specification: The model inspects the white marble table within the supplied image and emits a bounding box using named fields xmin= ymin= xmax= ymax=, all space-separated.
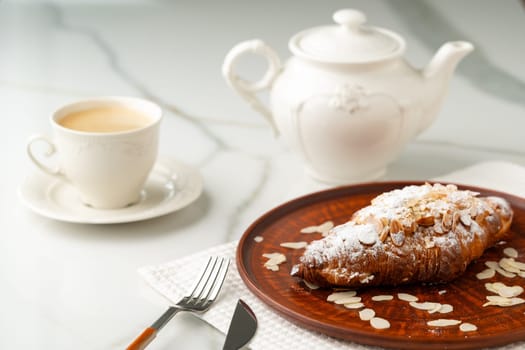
xmin=1 ymin=0 xmax=524 ymax=349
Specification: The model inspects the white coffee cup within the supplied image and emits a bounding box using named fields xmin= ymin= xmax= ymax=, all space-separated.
xmin=27 ymin=96 xmax=162 ymax=209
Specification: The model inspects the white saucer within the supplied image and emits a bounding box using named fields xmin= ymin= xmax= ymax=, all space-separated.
xmin=18 ymin=158 xmax=203 ymax=224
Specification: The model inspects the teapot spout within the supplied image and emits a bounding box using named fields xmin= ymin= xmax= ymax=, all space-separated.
xmin=423 ymin=41 xmax=474 ymax=80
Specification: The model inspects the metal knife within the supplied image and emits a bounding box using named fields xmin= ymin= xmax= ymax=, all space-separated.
xmin=222 ymin=299 xmax=258 ymax=350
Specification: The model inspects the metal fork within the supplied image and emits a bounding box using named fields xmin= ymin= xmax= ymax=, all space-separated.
xmin=127 ymin=256 xmax=230 ymax=350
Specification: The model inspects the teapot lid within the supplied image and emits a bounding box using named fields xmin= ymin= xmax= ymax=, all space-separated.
xmin=289 ymin=9 xmax=405 ymax=64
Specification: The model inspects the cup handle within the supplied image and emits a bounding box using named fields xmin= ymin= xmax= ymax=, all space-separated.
xmin=27 ymin=135 xmax=64 ymax=178
xmin=222 ymin=39 xmax=282 ymax=136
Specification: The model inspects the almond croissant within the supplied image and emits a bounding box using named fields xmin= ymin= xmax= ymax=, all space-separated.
xmin=291 ymin=183 xmax=513 ymax=288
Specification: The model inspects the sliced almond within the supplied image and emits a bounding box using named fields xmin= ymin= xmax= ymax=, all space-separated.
xmin=300 ymin=221 xmax=334 ymax=234
xmin=254 ymin=236 xmax=263 ymax=243
xmin=460 ymin=213 xmax=472 ymax=226
xmin=498 ymin=285 xmax=524 ymax=298
xmin=438 ymin=304 xmax=454 ymax=314
xmin=279 ymin=241 xmax=308 ymax=249
xmin=265 ymin=255 xmax=286 ymax=266
xmin=499 ymin=258 xmax=522 ymax=273
xmin=333 ymin=296 xmax=362 ymax=305
xmin=417 ymin=216 xmax=435 ymax=226
xmin=265 ymin=264 xmax=279 ymax=271
xmin=476 ymin=268 xmax=496 ymax=280
xmin=319 ymin=221 xmax=335 ymax=236
xmin=483 ymin=295 xmax=525 ymax=307
xmin=370 ymin=317 xmax=390 ymax=329
xmin=485 ymin=282 xmax=506 ymax=294
xmin=398 ymin=293 xmax=418 ymax=302
xmin=263 ymin=252 xmax=286 ymax=271
xmin=372 ymin=295 xmax=394 ymax=301
xmin=327 ymin=291 xmax=357 ymax=302
xmin=378 ymin=226 xmax=390 ymax=243
xmin=485 ymin=261 xmax=516 ymax=278
xmin=390 ymin=231 xmax=405 ymax=247
xmin=459 ymin=323 xmax=478 ymax=332
xmin=409 ymin=301 xmax=441 ymax=311
xmin=300 ymin=226 xmax=319 ymax=234
xmin=358 ymin=229 xmax=377 ymax=245
xmin=485 ymin=282 xmax=524 ymax=298
xmin=503 ymin=247 xmax=519 ymax=259
xmin=389 ymin=219 xmax=403 ymax=234
xmin=427 ymin=319 xmax=461 ymax=327
xmin=343 ymin=302 xmax=365 ymax=309
xmin=359 ymin=308 xmax=375 ymax=321
xmin=502 ymin=258 xmax=525 ymax=271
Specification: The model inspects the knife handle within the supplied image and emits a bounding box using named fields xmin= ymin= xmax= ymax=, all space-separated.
xmin=126 ymin=327 xmax=157 ymax=350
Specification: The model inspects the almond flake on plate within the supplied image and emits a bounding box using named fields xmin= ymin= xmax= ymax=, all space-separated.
xmin=409 ymin=301 xmax=441 ymax=312
xmin=438 ymin=304 xmax=454 ymax=314
xmin=300 ymin=226 xmax=319 ymax=234
xmin=485 ymin=282 xmax=506 ymax=294
xmin=397 ymin=293 xmax=418 ymax=302
xmin=485 ymin=261 xmax=516 ymax=278
xmin=501 ymin=257 xmax=525 ymax=271
xmin=300 ymin=220 xmax=334 ymax=235
xmin=476 ymin=268 xmax=496 ymax=280
xmin=485 ymin=282 xmax=523 ymax=298
xmin=483 ymin=295 xmax=525 ymax=307
xmin=318 ymin=221 xmax=335 ymax=236
xmin=333 ymin=296 xmax=362 ymax=305
xmin=459 ymin=323 xmax=478 ymax=332
xmin=427 ymin=319 xmax=461 ymax=327
xmin=370 ymin=317 xmax=390 ymax=329
xmin=372 ymin=295 xmax=393 ymax=301
xmin=327 ymin=291 xmax=357 ymax=302
xmin=253 ymin=236 xmax=263 ymax=243
xmin=359 ymin=308 xmax=375 ymax=321
xmin=499 ymin=258 xmax=522 ymax=273
xmin=279 ymin=241 xmax=308 ymax=249
xmin=343 ymin=302 xmax=365 ymax=309
xmin=262 ymin=252 xmax=286 ymax=271
xmin=499 ymin=286 xmax=524 ymax=298
xmin=503 ymin=247 xmax=519 ymax=258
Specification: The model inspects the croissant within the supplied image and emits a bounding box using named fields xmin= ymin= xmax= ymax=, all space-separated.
xmin=291 ymin=183 xmax=514 ymax=288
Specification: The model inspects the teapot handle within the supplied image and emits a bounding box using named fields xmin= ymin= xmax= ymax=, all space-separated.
xmin=222 ymin=40 xmax=282 ymax=135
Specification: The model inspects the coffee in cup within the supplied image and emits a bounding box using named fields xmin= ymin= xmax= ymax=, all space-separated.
xmin=58 ymin=105 xmax=152 ymax=133
xmin=27 ymin=96 xmax=162 ymax=209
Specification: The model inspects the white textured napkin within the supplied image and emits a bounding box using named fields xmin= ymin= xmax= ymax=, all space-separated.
xmin=139 ymin=161 xmax=525 ymax=350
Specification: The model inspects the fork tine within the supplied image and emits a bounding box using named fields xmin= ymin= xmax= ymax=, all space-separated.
xmin=186 ymin=256 xmax=216 ymax=299
xmin=205 ymin=258 xmax=230 ymax=303
xmin=191 ymin=257 xmax=224 ymax=304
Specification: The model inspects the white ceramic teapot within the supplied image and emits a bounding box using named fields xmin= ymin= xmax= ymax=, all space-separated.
xmin=223 ymin=9 xmax=473 ymax=184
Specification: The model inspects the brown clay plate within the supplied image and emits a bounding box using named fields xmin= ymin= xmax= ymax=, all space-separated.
xmin=236 ymin=181 xmax=525 ymax=349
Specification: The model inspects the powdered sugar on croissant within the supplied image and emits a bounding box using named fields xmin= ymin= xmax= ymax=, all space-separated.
xmin=291 ymin=183 xmax=514 ymax=288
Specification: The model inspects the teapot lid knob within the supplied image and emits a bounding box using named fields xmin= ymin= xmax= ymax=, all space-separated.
xmin=333 ymin=9 xmax=366 ymax=30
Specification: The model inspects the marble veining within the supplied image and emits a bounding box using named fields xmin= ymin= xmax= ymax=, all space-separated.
xmin=47 ymin=2 xmax=274 ymax=243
